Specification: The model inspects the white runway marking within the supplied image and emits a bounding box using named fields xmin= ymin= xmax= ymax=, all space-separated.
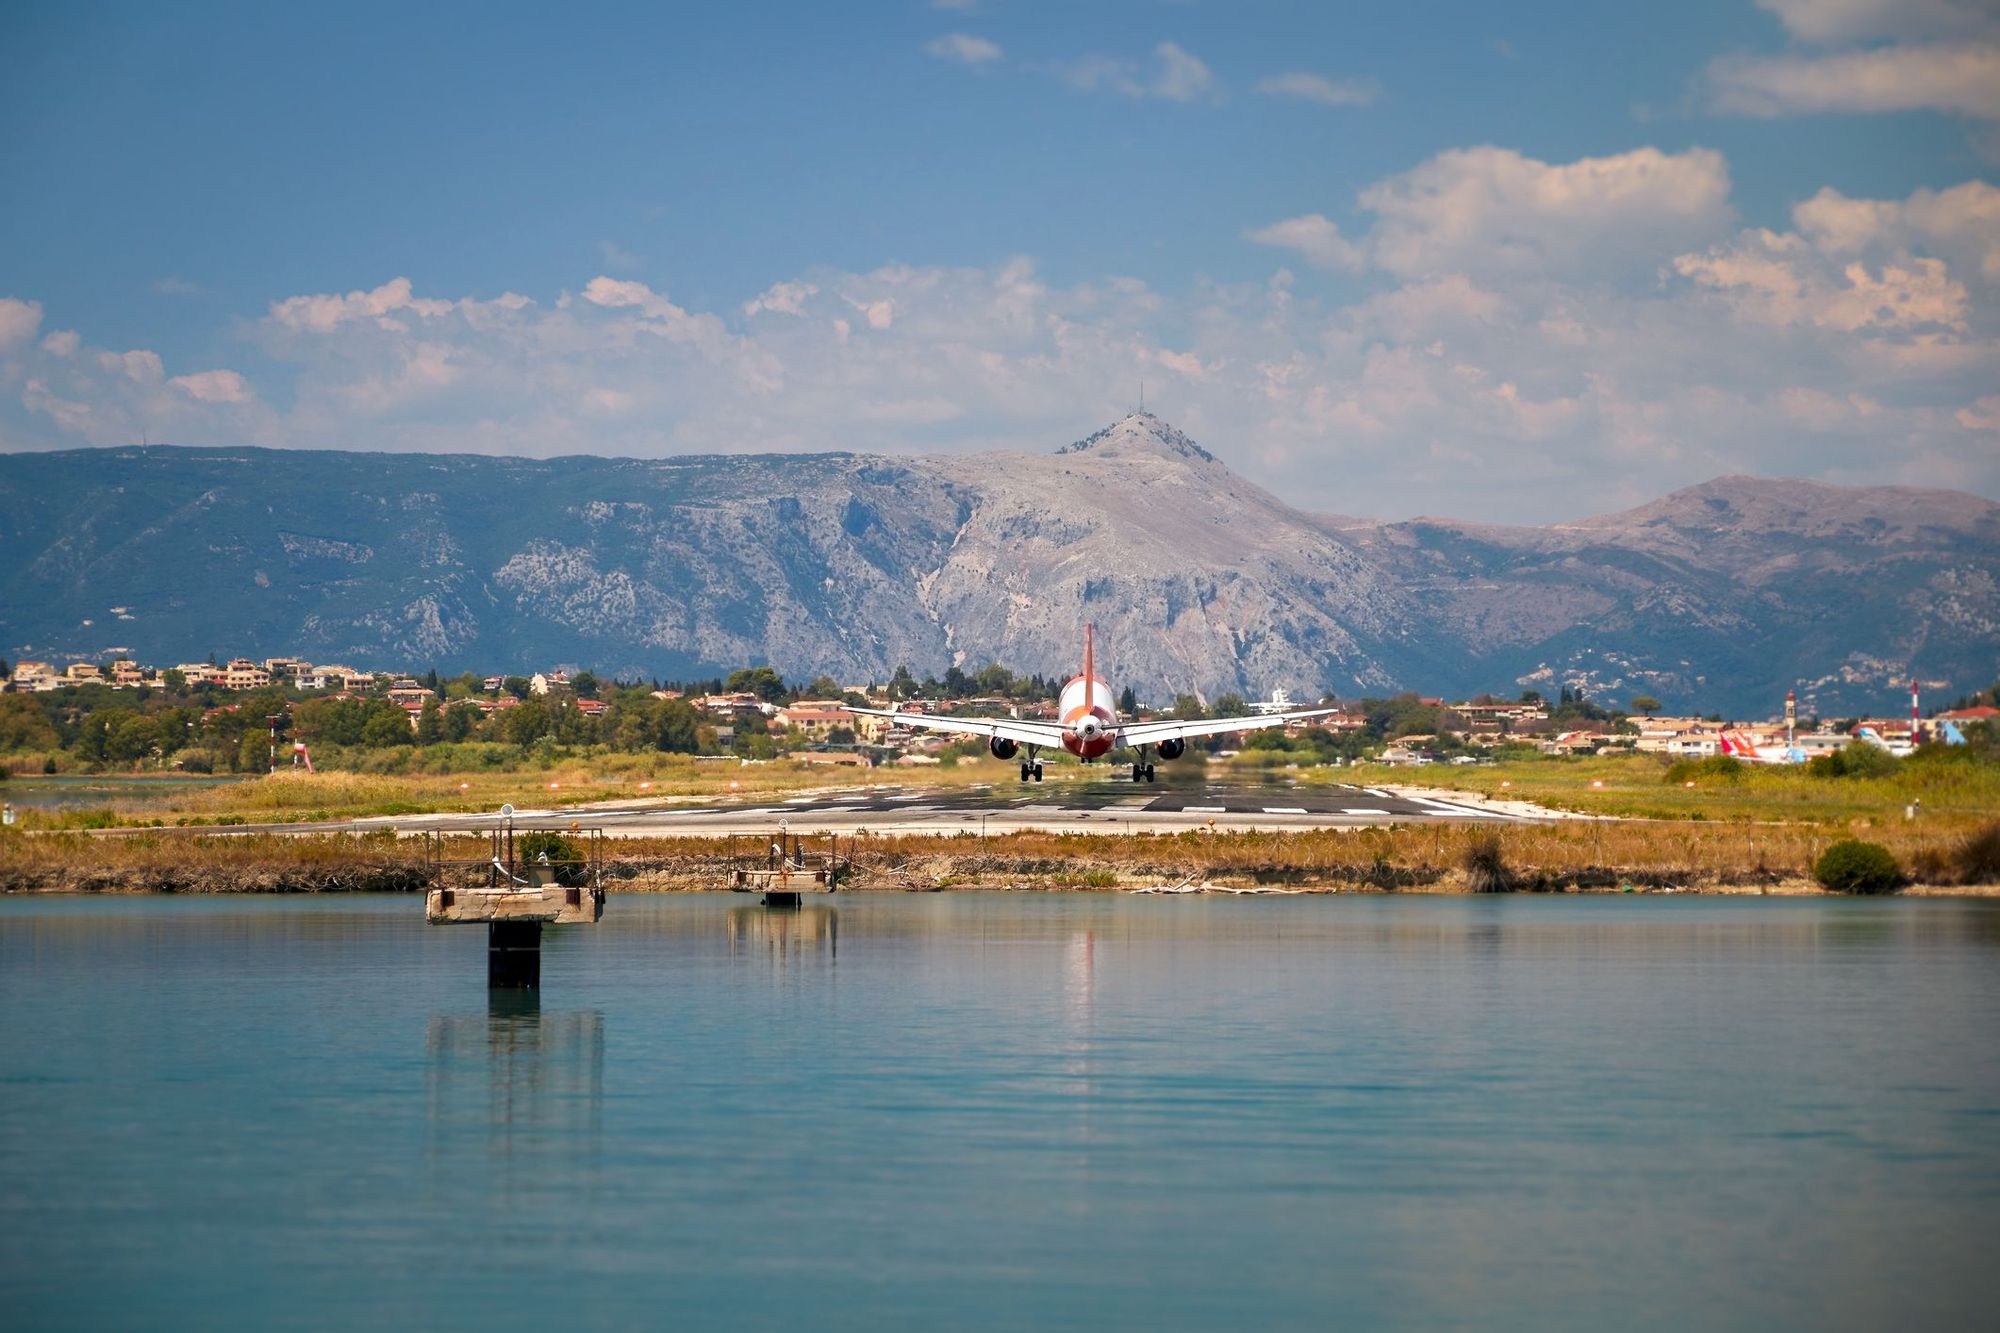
xmin=1183 ymin=806 xmax=1226 ymax=814
xmin=1342 ymin=807 xmax=1389 ymax=815
xmin=1263 ymin=807 xmax=1308 ymax=814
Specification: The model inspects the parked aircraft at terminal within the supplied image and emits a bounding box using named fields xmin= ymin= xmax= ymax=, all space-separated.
xmin=846 ymin=625 xmax=1336 ymax=782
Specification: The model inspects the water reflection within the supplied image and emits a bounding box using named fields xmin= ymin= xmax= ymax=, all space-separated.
xmin=425 ymin=992 xmax=604 ymax=1167
xmin=726 ymin=904 xmax=838 ymax=967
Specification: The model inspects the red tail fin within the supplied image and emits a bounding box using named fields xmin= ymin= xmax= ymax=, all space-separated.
xmin=1084 ymin=622 xmax=1096 ymax=687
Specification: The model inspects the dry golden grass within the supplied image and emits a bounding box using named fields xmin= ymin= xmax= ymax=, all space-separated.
xmin=7 ymin=815 xmax=1994 ymax=893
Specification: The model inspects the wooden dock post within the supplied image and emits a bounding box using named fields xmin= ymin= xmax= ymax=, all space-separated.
xmin=487 ymin=920 xmax=543 ymax=988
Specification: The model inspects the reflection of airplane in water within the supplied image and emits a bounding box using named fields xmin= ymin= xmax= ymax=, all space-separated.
xmin=426 ymin=994 xmax=605 ymax=1155
xmin=848 ymin=624 xmax=1335 ymax=783
xmin=728 ymin=904 xmax=838 ymax=964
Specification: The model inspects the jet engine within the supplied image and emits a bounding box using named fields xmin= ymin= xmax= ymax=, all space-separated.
xmin=989 ymin=736 xmax=1020 ymax=761
xmin=1155 ymin=737 xmax=1187 ymax=761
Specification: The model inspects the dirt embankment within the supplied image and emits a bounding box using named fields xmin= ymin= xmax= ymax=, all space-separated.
xmin=5 ymin=835 xmax=1992 ymax=896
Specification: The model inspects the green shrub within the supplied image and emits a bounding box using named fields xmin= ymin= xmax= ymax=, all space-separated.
xmin=517 ymin=831 xmax=588 ymax=886
xmin=1813 ymin=839 xmax=1903 ymax=893
xmin=1807 ymin=743 xmax=1902 ymax=781
xmin=1664 ymin=755 xmax=1745 ymax=784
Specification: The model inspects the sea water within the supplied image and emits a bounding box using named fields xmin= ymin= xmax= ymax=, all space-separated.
xmin=1 ymin=892 xmax=1995 ymax=1330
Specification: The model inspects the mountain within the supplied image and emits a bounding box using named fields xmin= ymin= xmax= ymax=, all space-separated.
xmin=3 ymin=415 xmax=1995 ymax=716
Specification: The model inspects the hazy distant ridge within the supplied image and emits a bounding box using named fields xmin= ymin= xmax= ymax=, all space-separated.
xmin=4 ymin=415 xmax=1995 ymax=715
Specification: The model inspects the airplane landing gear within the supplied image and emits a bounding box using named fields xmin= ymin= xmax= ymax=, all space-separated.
xmin=1130 ymin=762 xmax=1157 ymax=783
xmin=1019 ymin=748 xmax=1045 ymax=782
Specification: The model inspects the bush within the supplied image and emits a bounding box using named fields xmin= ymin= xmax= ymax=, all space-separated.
xmin=516 ymin=831 xmax=588 ymax=886
xmin=1951 ymin=822 xmax=2000 ymax=885
xmin=1813 ymin=839 xmax=1903 ymax=893
xmin=1807 ymin=743 xmax=1902 ymax=781
xmin=1664 ymin=755 xmax=1745 ymax=784
xmin=1463 ymin=833 xmax=1513 ymax=893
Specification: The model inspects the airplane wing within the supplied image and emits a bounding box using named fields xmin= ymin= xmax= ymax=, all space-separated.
xmin=1119 ymin=707 xmax=1339 ymax=748
xmin=845 ymin=706 xmax=1069 ymax=748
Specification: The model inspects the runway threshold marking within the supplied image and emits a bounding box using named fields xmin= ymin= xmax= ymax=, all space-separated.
xmin=1342 ymin=807 xmax=1389 ymax=815
xmin=1263 ymin=807 xmax=1308 ymax=814
xmin=1182 ymin=806 xmax=1226 ymax=814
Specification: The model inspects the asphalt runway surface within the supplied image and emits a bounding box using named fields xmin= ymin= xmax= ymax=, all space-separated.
xmin=203 ymin=777 xmax=1553 ymax=838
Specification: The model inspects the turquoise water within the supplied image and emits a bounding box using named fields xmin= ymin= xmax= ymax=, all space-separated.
xmin=1 ymin=892 xmax=1995 ymax=1329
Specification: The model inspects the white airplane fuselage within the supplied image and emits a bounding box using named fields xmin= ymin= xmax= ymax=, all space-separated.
xmin=1057 ymin=674 xmax=1119 ymax=759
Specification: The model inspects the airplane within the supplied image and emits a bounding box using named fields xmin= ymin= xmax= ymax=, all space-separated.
xmin=845 ymin=624 xmax=1339 ymax=782
xmin=1716 ymin=730 xmax=1805 ymax=765
xmin=1855 ymin=725 xmax=1916 ymax=757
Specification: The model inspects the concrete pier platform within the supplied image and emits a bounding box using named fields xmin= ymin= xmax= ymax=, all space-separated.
xmin=425 ymin=882 xmax=605 ymax=926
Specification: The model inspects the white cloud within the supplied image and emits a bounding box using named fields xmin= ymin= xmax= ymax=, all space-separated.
xmin=2 ymin=164 xmax=1994 ymax=519
xmin=1058 ymin=42 xmax=1218 ymax=102
xmin=1152 ymin=42 xmax=1216 ymax=103
xmin=269 ymin=276 xmax=453 ymax=332
xmin=926 ymin=33 xmax=1002 ymax=65
xmin=1357 ymin=145 xmax=1733 ymax=279
xmin=0 ymin=298 xmax=43 ymax=351
xmin=743 ymin=280 xmax=819 ymax=317
xmin=598 ymin=241 xmax=640 ymax=271
xmin=1707 ymin=43 xmax=2000 ymax=120
xmin=1244 ymin=214 xmax=1366 ymax=271
xmin=1755 ymin=0 xmax=2000 ymax=42
xmin=1677 ymin=233 xmax=1969 ymax=333
xmin=1793 ymin=180 xmax=2000 ymax=279
xmin=97 ymin=349 xmax=163 ymax=383
xmin=170 ymin=369 xmax=254 ymax=403
xmin=40 ymin=329 xmax=79 ymax=356
xmin=1254 ymin=71 xmax=1379 ymax=107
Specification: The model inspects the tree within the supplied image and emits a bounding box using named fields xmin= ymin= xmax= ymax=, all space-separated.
xmin=0 ymin=696 xmax=59 ymax=753
xmin=416 ymin=698 xmax=443 ymax=744
xmin=161 ymin=668 xmax=187 ymax=694
xmin=502 ymin=675 xmax=532 ymax=700
xmin=361 ymin=705 xmax=415 ymax=747
xmin=1630 ymin=695 xmax=1662 ymax=716
xmin=502 ymin=700 xmax=552 ymax=746
xmin=888 ymin=665 xmax=918 ymax=700
xmin=806 ymin=674 xmax=842 ymax=699
xmin=442 ymin=700 xmax=476 ymax=742
xmin=570 ymin=670 xmax=600 ymax=699
xmin=1118 ymin=685 xmax=1138 ymax=715
xmin=1172 ymin=693 xmax=1206 ymax=719
xmin=1212 ymin=693 xmax=1249 ymax=719
xmin=724 ymin=666 xmax=787 ymax=703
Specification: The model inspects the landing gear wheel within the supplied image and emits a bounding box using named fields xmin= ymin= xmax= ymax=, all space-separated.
xmin=1145 ymin=764 xmax=1157 ymax=783
xmin=1032 ymin=764 xmax=1044 ymax=782
xmin=1020 ymin=762 xmax=1031 ymax=783
xmin=1131 ymin=762 xmax=1144 ymax=783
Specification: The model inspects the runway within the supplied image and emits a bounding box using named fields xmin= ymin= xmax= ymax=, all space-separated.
xmin=224 ymin=778 xmax=1559 ymax=839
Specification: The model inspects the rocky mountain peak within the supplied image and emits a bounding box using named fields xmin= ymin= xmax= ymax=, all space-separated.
xmin=1054 ymin=412 xmax=1219 ymax=467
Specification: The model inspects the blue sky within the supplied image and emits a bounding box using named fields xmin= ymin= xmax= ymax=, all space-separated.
xmin=2 ymin=0 xmax=1996 ymax=520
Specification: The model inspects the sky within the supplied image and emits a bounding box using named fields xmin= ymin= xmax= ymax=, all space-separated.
xmin=1 ymin=0 xmax=1995 ymax=522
